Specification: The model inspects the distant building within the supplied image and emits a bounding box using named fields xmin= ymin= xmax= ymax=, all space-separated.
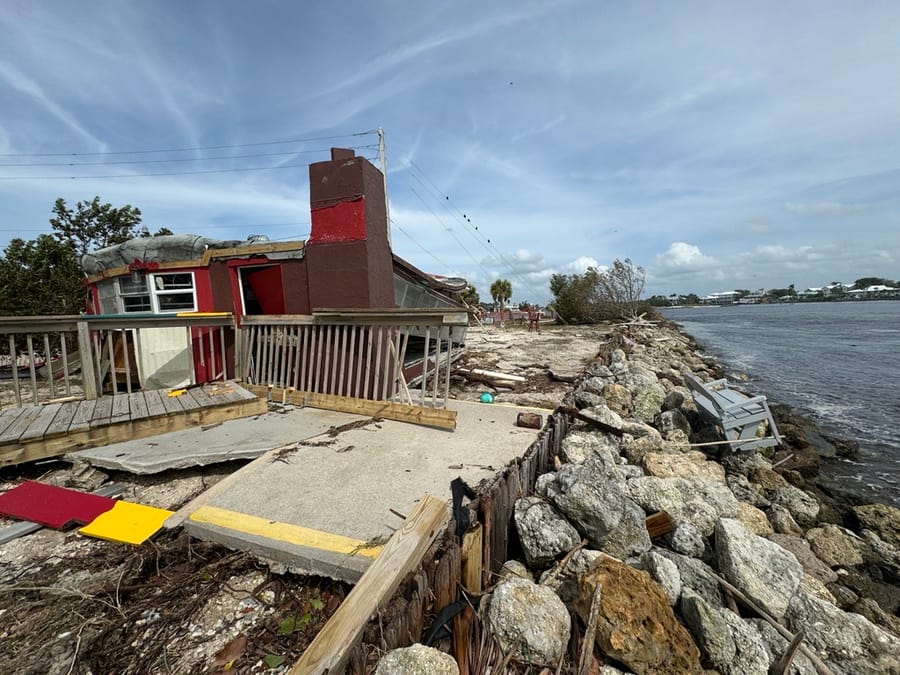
xmin=700 ymin=291 xmax=738 ymax=305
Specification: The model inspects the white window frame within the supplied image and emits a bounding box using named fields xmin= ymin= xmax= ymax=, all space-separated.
xmin=119 ymin=271 xmax=197 ymax=314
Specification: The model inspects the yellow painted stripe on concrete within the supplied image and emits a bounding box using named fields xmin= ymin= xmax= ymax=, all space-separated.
xmin=79 ymin=501 xmax=173 ymax=545
xmin=188 ymin=505 xmax=383 ymax=559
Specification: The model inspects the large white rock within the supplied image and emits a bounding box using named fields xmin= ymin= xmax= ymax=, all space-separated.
xmin=375 ymin=644 xmax=459 ymax=675
xmin=513 ymin=496 xmax=582 ymax=568
xmin=627 ymin=476 xmax=739 ymax=536
xmin=484 ymin=576 xmax=571 ymax=665
xmin=715 ymin=518 xmax=801 ymax=619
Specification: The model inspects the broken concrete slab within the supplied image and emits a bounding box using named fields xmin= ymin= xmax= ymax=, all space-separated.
xmin=66 ymin=409 xmax=362 ymax=474
xmin=184 ymin=399 xmax=547 ymax=582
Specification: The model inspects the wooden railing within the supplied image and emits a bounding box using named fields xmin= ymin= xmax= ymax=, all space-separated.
xmin=241 ymin=309 xmax=469 ymax=408
xmin=1 ymin=309 xmax=468 ymax=412
xmin=0 ymin=314 xmax=234 ymax=409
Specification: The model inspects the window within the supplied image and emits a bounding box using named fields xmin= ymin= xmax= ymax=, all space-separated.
xmin=119 ymin=272 xmax=196 ymax=313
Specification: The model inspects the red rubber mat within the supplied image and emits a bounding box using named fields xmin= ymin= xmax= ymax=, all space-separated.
xmin=0 ymin=480 xmax=117 ymax=529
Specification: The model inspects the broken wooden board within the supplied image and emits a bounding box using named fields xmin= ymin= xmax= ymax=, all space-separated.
xmin=289 ymin=494 xmax=449 ymax=674
xmin=246 ymin=385 xmax=457 ymax=431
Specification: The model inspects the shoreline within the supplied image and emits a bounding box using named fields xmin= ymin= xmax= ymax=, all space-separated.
xmin=659 ymin=312 xmax=897 ymax=510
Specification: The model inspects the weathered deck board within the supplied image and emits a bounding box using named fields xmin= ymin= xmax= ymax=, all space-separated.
xmin=19 ymin=403 xmax=63 ymax=442
xmin=0 ymin=383 xmax=266 ymax=468
xmin=45 ymin=401 xmax=79 ymax=437
xmin=129 ymin=391 xmax=149 ymax=420
xmin=69 ymin=400 xmax=97 ymax=433
xmin=90 ymin=397 xmax=114 ymax=429
xmin=0 ymin=407 xmax=43 ymax=444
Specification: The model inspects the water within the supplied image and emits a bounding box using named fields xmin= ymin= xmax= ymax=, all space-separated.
xmin=661 ymin=301 xmax=900 ymax=507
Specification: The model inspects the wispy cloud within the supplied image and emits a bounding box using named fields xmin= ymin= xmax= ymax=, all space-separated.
xmin=784 ymin=201 xmax=865 ymax=215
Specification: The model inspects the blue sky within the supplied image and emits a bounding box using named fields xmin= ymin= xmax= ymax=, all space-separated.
xmin=1 ymin=1 xmax=899 ymax=303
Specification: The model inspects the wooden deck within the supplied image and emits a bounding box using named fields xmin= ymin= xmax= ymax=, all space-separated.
xmin=0 ymin=382 xmax=267 ymax=468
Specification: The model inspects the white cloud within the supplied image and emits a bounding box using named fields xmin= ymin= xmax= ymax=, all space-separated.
xmin=784 ymin=201 xmax=865 ymax=215
xmin=567 ymin=256 xmax=601 ymax=272
xmin=654 ymin=242 xmax=716 ymax=270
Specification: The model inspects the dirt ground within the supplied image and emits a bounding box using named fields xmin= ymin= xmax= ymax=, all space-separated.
xmin=0 ymin=323 xmax=609 ymax=674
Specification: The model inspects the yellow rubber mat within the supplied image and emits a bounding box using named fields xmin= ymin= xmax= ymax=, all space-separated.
xmin=79 ymin=501 xmax=173 ymax=545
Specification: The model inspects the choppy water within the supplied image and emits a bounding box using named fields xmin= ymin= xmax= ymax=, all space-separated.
xmin=662 ymin=301 xmax=900 ymax=507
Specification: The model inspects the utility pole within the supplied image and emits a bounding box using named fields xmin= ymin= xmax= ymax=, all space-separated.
xmin=377 ymin=127 xmax=392 ymax=248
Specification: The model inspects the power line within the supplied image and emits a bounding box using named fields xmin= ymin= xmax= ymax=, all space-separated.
xmin=0 ymin=145 xmax=378 ymax=168
xmin=0 ymin=130 xmax=378 ymax=158
xmin=389 ymin=217 xmax=453 ymax=272
xmin=402 ymin=157 xmax=546 ymax=297
xmin=0 ymin=161 xmax=318 ymax=181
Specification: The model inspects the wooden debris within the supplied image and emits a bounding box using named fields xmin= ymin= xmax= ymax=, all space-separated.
xmin=645 ymin=511 xmax=675 ymax=538
xmin=516 ymin=412 xmax=543 ymax=429
xmin=289 ymin=495 xmax=449 ymax=674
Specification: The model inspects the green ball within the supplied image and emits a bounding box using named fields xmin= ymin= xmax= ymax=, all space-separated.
xmin=480 ymin=392 xmax=495 ymax=404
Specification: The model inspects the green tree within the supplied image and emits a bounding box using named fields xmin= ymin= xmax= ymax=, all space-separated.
xmin=490 ymin=278 xmax=512 ymax=322
xmin=458 ymin=283 xmax=480 ymax=308
xmin=50 ymin=196 xmax=144 ymax=256
xmin=549 ymin=258 xmax=647 ymax=323
xmin=853 ymin=277 xmax=895 ymax=289
xmin=0 ymin=235 xmax=85 ymax=315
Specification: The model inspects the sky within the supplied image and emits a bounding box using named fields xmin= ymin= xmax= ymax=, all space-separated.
xmin=1 ymin=1 xmax=899 ymax=303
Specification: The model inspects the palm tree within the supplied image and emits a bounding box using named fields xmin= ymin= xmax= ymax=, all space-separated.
xmin=490 ymin=279 xmax=512 ymax=325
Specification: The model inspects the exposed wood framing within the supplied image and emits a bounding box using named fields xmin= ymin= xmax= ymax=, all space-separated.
xmin=289 ymin=494 xmax=449 ymax=675
xmin=246 ymin=385 xmax=457 ymax=431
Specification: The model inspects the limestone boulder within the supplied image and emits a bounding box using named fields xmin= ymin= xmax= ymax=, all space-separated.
xmin=766 ymin=503 xmax=803 ymax=535
xmin=656 ymin=550 xmax=724 ymax=608
xmin=627 ymin=476 xmax=739 ymax=536
xmin=749 ymin=619 xmax=817 ymax=675
xmin=726 ymin=474 xmax=769 ymax=508
xmin=861 ymin=529 xmax=900 ymax=578
xmin=579 ymin=404 xmax=625 ymax=434
xmin=767 ymin=533 xmax=838 ymax=584
xmin=375 ymin=644 xmax=459 ymax=675
xmin=656 ymin=408 xmax=691 ymax=437
xmin=715 ymin=518 xmax=802 ymax=619
xmin=576 ymin=557 xmax=702 ymax=675
xmin=621 ymin=364 xmax=659 ymax=394
xmin=660 ymin=390 xmax=685 ymax=412
xmin=632 ymin=383 xmax=666 ymax=424
xmin=539 ymin=548 xmax=602 ymax=606
xmin=579 ymin=376 xmax=608 ymax=396
xmin=513 ymin=496 xmax=582 ymax=568
xmin=575 ymin=390 xmax=605 ymax=410
xmin=544 ymin=463 xmax=650 ymax=557
xmin=805 ymin=524 xmax=864 ymax=567
xmin=680 ymin=591 xmax=735 ymax=670
xmin=853 ymin=503 xmax=900 ymax=548
xmin=559 ymin=430 xmax=620 ymax=466
xmin=483 ymin=576 xmax=570 ymax=665
xmin=602 ymin=383 xmax=633 ymax=417
xmin=641 ymin=451 xmax=726 ymax=484
xmin=642 ymin=550 xmax=681 ymax=605
xmin=785 ymin=588 xmax=900 ymax=673
xmin=719 ymin=610 xmax=771 ymax=675
xmin=770 ymin=485 xmax=819 ymax=528
xmin=669 ymin=522 xmax=708 ymax=559
xmin=735 ymin=502 xmax=773 ymax=536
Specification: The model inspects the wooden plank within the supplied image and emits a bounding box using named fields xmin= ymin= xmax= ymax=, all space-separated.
xmin=0 ymin=407 xmax=26 ymax=438
xmin=173 ymin=389 xmax=202 ymax=412
xmin=144 ymin=390 xmax=168 ymax=417
xmin=188 ymin=385 xmax=215 ymax=408
xmin=129 ymin=390 xmax=149 ymax=421
xmin=1 ymin=394 xmax=267 ymax=469
xmin=45 ymin=400 xmax=79 ymax=437
xmin=289 ymin=495 xmax=449 ymax=675
xmin=19 ymin=403 xmax=63 ymax=442
xmin=245 ymin=385 xmax=457 ymax=431
xmin=0 ymin=407 xmax=43 ymax=444
xmin=89 ymin=396 xmax=113 ymax=429
xmin=110 ymin=394 xmax=130 ymax=424
xmin=159 ymin=390 xmax=185 ymax=415
xmin=204 ymin=381 xmax=244 ymax=404
xmin=69 ymin=400 xmax=97 ymax=433
xmin=461 ymin=522 xmax=483 ymax=593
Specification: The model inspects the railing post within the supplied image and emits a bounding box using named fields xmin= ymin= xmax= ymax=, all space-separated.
xmin=234 ymin=324 xmax=243 ymax=382
xmin=77 ymin=320 xmax=99 ymax=400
